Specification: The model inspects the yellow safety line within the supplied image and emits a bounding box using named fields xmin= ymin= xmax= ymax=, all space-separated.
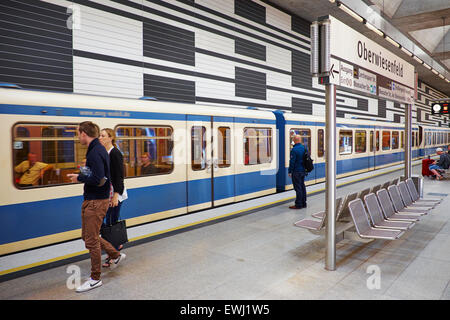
xmin=0 ymin=164 xmax=417 ymax=278
xmin=0 ymin=250 xmax=88 ymax=276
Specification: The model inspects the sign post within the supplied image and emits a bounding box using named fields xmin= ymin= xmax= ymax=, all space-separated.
xmin=325 ymin=83 xmax=337 ymax=270
xmin=311 ymin=15 xmax=415 ymax=271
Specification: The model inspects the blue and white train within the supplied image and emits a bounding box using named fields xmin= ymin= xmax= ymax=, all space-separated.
xmin=1 ymin=86 xmax=449 ymax=256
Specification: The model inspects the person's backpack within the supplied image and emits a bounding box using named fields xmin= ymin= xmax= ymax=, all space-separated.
xmin=303 ymin=149 xmax=314 ymax=173
xmin=441 ymin=153 xmax=450 ymax=170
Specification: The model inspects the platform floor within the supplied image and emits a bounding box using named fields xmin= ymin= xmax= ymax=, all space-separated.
xmin=1 ymin=165 xmax=449 ymax=300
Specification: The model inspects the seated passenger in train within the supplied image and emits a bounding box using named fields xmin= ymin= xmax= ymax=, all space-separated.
xmin=140 ymin=152 xmax=158 ymax=175
xmin=14 ymin=152 xmax=53 ymax=187
xmin=428 ymin=148 xmax=450 ymax=180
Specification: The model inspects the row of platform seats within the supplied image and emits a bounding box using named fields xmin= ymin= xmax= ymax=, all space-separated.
xmin=294 ymin=178 xmax=443 ymax=241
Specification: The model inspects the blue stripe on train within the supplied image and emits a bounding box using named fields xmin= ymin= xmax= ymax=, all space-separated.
xmin=0 ymin=169 xmax=276 ymax=245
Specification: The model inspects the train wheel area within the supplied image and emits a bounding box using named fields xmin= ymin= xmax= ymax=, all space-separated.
xmin=1 ymin=159 xmax=450 ymax=299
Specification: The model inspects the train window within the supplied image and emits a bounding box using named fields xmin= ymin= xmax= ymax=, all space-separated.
xmin=339 ymin=130 xmax=353 ymax=155
xmin=218 ymin=127 xmax=231 ymax=168
xmin=355 ymin=130 xmax=366 ymax=153
xmin=244 ymin=128 xmax=272 ymax=165
xmin=190 ymin=126 xmax=206 ymax=171
xmin=392 ymin=131 xmax=399 ymax=150
xmin=13 ymin=123 xmax=86 ymax=188
xmin=411 ymin=132 xmax=416 ymax=147
xmin=375 ymin=130 xmax=380 ymax=151
xmin=382 ymin=131 xmax=390 ymax=150
xmin=318 ymin=129 xmax=324 ymax=157
xmin=401 ymin=131 xmax=404 ymax=149
xmin=418 ymin=126 xmax=423 ymax=145
xmin=116 ymin=126 xmax=174 ymax=176
xmin=433 ymin=132 xmax=436 ymax=145
xmin=370 ymin=131 xmax=374 ymax=152
xmin=290 ymin=128 xmax=311 ymax=151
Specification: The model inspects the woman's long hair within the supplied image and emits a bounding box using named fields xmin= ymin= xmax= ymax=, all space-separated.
xmin=102 ymin=128 xmax=117 ymax=149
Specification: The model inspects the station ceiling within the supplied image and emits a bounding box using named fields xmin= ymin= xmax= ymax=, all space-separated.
xmin=269 ymin=0 xmax=450 ymax=97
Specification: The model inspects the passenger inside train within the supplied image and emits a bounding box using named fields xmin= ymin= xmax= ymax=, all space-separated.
xmin=140 ymin=153 xmax=158 ymax=175
xmin=14 ymin=152 xmax=53 ymax=187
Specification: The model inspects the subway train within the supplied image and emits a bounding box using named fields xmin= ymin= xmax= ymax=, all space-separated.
xmin=1 ymin=85 xmax=449 ymax=256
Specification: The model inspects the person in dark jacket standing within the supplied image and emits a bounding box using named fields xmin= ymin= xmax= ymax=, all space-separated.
xmin=67 ymin=121 xmax=125 ymax=293
xmin=99 ymin=128 xmax=128 ymax=266
xmin=288 ymin=135 xmax=307 ymax=209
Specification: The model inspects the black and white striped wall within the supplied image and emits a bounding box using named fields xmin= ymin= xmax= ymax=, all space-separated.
xmin=0 ymin=0 xmax=448 ymax=127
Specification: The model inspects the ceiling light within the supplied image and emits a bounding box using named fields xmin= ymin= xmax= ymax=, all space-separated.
xmin=400 ymin=46 xmax=413 ymax=57
xmin=413 ymin=55 xmax=423 ymax=64
xmin=384 ymin=35 xmax=400 ymax=48
xmin=364 ymin=21 xmax=384 ymax=36
xmin=337 ymin=2 xmax=364 ymax=23
xmin=431 ymin=68 xmax=439 ymax=75
xmin=438 ymin=74 xmax=445 ymax=79
xmin=422 ymin=62 xmax=432 ymax=70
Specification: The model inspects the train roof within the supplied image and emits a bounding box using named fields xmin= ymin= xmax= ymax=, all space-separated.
xmin=0 ymin=87 xmax=275 ymax=120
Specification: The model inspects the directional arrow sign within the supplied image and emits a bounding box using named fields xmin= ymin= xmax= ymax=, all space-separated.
xmin=330 ymin=64 xmax=339 ymax=78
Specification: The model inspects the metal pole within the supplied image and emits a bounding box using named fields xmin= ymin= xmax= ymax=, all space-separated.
xmin=405 ymin=103 xmax=412 ymax=179
xmin=325 ymin=83 xmax=337 ymax=271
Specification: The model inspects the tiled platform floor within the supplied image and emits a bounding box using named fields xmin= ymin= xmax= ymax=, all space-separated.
xmin=1 ymin=166 xmax=449 ymax=300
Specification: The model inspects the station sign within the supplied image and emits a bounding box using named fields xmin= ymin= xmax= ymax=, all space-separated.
xmin=317 ymin=16 xmax=415 ymax=105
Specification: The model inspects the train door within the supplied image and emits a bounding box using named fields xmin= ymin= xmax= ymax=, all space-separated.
xmin=288 ymin=126 xmax=315 ymax=185
xmin=368 ymin=129 xmax=375 ymax=171
xmin=418 ymin=126 xmax=424 ymax=157
xmin=187 ymin=116 xmax=213 ymax=212
xmin=187 ymin=116 xmax=236 ymax=212
xmin=373 ymin=129 xmax=381 ymax=169
xmin=212 ymin=117 xmax=235 ymax=207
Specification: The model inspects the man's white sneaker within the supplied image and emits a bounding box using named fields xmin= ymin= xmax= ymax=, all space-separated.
xmin=76 ymin=278 xmax=102 ymax=293
xmin=112 ymin=253 xmax=126 ymax=268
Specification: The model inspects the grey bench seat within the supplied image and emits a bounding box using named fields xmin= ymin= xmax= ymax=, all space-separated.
xmin=376 ymin=189 xmax=422 ymax=221
xmin=388 ymin=185 xmax=430 ymax=215
xmin=398 ymin=181 xmax=436 ymax=209
xmin=294 ymin=197 xmax=343 ymax=231
xmin=364 ymin=193 xmax=415 ymax=230
xmin=348 ymin=198 xmax=404 ymax=240
xmin=405 ymin=178 xmax=442 ymax=204
xmin=369 ymin=184 xmax=382 ymax=194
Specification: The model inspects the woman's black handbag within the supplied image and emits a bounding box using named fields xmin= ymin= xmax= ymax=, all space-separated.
xmin=100 ymin=219 xmax=128 ymax=249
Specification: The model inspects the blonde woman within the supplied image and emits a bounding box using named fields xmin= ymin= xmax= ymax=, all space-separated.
xmin=99 ymin=128 xmax=128 ymax=266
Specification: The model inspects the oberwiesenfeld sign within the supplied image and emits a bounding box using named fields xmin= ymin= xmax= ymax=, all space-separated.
xmin=327 ymin=16 xmax=415 ymax=104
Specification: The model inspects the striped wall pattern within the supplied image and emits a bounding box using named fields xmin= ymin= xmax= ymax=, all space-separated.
xmin=0 ymin=0 xmax=448 ymax=127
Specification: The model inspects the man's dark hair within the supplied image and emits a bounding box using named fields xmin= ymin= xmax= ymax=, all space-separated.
xmin=78 ymin=121 xmax=99 ymax=138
